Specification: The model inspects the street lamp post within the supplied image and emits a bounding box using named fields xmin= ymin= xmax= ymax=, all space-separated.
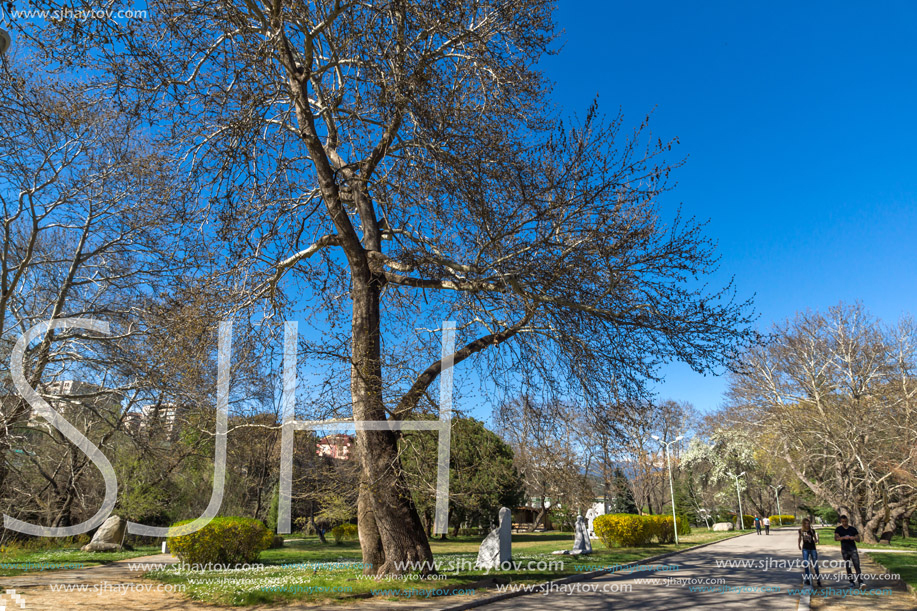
xmin=727 ymin=471 xmax=746 ymax=530
xmin=768 ymin=484 xmax=784 ymax=525
xmin=652 ymin=434 xmax=684 ymax=544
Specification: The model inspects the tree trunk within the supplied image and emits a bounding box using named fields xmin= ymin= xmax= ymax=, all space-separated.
xmin=533 ymin=495 xmax=548 ymax=530
xmin=901 ymin=509 xmax=913 ymax=539
xmin=351 ymin=276 xmax=434 ymax=575
xmin=357 ymin=482 xmax=385 ymax=574
xmin=308 ymin=510 xmax=327 ymax=544
xmin=861 ymin=512 xmax=880 ymax=544
xmin=603 ymin=472 xmax=610 ymax=514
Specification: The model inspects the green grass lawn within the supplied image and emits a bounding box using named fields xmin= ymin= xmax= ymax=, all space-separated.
xmin=815 ymin=528 xmax=917 ymax=551
xmin=0 ymin=545 xmax=161 ymax=576
xmin=146 ymin=529 xmax=741 ymax=606
xmin=868 ymin=552 xmax=917 ymax=591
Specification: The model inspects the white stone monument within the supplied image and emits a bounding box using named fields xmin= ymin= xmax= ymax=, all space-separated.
xmin=586 ymin=501 xmax=605 ymax=539
xmin=571 ymin=515 xmax=593 ymax=555
xmin=475 ymin=507 xmax=512 ymax=570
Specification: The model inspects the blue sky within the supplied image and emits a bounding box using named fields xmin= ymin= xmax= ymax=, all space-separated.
xmin=539 ymin=1 xmax=917 ymax=413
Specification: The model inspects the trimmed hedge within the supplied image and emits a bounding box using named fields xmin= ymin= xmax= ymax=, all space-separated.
xmin=167 ymin=517 xmax=273 ymax=565
xmin=594 ymin=514 xmax=649 ymax=547
xmin=653 ymin=515 xmax=692 ymax=542
xmin=768 ymin=514 xmax=795 ymax=526
xmin=593 ymin=513 xmax=692 ymax=547
xmin=654 ymin=515 xmax=676 ymax=543
xmin=331 ymin=523 xmax=358 ymax=545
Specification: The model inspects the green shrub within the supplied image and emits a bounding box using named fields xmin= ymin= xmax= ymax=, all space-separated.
xmin=550 ymin=507 xmax=579 ymax=532
xmin=266 ymin=486 xmax=280 ymax=533
xmin=676 ymin=514 xmax=691 ymax=536
xmin=167 ymin=517 xmax=273 ymax=565
xmin=457 ymin=527 xmax=484 ymax=536
xmin=593 ymin=514 xmax=651 ymax=547
xmin=293 ymin=516 xmax=314 ymax=535
xmin=331 ymin=523 xmax=358 ymax=545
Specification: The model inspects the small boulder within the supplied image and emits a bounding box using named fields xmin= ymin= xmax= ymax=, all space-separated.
xmin=81 ymin=515 xmax=127 ymax=552
xmin=712 ymin=522 xmax=735 ymax=532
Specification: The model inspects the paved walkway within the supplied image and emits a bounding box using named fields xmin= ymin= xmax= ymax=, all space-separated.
xmin=474 ymin=528 xmax=915 ymax=611
xmin=0 ymin=553 xmax=203 ymax=611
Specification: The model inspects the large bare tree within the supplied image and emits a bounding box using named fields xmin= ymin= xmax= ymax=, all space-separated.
xmin=14 ymin=0 xmax=753 ymax=572
xmin=495 ymin=396 xmax=594 ymax=530
xmin=726 ymin=304 xmax=917 ymax=542
xmin=0 ymin=62 xmax=194 ymax=506
xmin=0 ymin=59 xmax=273 ymax=539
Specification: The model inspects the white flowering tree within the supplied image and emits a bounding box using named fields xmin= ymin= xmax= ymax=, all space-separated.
xmin=681 ymin=430 xmax=760 ymax=524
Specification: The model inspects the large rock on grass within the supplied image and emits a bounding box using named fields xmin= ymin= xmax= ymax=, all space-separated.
xmin=712 ymin=522 xmax=734 ymax=532
xmin=81 ymin=515 xmax=127 ymax=552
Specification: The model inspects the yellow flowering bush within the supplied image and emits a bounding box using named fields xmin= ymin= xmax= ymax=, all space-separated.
xmin=594 ymin=513 xmax=692 ymax=547
xmin=653 ymin=515 xmax=677 ymax=543
xmin=167 ymin=517 xmax=273 ymax=564
xmin=768 ymin=514 xmax=795 ymax=526
xmin=331 ymin=523 xmax=358 ymax=545
xmin=593 ymin=514 xmax=651 ymax=547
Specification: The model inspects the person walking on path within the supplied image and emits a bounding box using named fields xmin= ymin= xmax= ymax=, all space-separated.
xmin=754 ymin=515 xmax=762 ymax=535
xmin=763 ymin=516 xmax=770 ymax=535
xmin=798 ymin=518 xmax=822 ymax=587
xmin=834 ymin=515 xmax=863 ymax=587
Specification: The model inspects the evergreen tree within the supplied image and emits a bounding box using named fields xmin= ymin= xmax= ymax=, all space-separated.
xmin=609 ymin=467 xmax=639 ymax=514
